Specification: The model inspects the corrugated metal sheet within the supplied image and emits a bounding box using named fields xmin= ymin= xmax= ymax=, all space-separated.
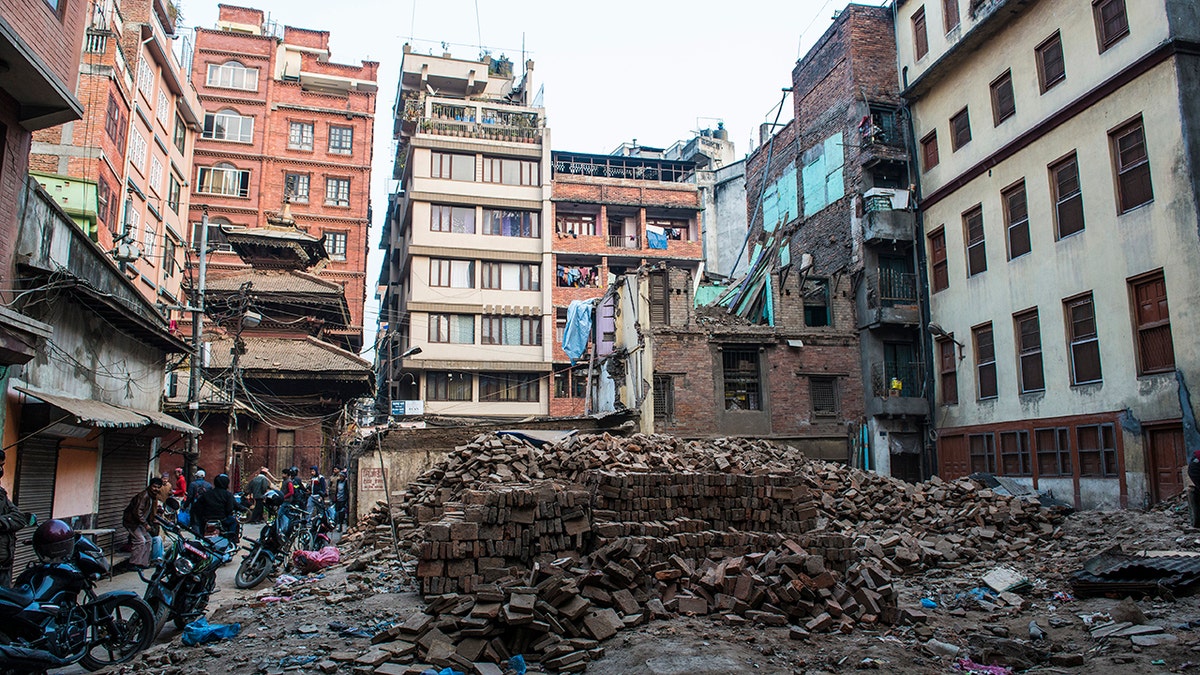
xmin=15 ymin=387 xmax=199 ymax=434
xmin=12 ymin=437 xmax=58 ymax=571
xmin=1071 ymin=550 xmax=1200 ymax=596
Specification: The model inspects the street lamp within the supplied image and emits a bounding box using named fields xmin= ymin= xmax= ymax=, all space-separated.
xmin=400 ymin=345 xmax=422 ymax=358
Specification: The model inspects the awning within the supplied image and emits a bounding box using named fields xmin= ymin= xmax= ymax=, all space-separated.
xmin=15 ymin=387 xmax=201 ymax=435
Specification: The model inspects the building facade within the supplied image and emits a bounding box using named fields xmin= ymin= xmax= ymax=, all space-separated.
xmin=189 ymin=4 xmax=378 ymax=352
xmin=896 ymin=0 xmax=1200 ymax=507
xmin=378 ymin=45 xmax=552 ymax=419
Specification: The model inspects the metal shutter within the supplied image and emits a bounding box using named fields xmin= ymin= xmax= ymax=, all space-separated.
xmin=12 ymin=437 xmax=60 ymax=572
xmin=97 ymin=433 xmax=153 ymax=551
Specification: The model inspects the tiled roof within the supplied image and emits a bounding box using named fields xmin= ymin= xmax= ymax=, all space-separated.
xmin=204 ymin=270 xmax=343 ymax=295
xmin=207 ymin=336 xmax=370 ymax=377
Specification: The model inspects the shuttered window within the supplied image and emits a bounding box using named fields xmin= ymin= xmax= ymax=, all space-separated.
xmin=929 ymin=228 xmax=948 ymax=292
xmin=1111 ymin=118 xmax=1153 ymax=213
xmin=1015 ymin=309 xmax=1045 ymax=393
xmin=1036 ymin=32 xmax=1066 ymax=93
xmin=1035 ymin=427 xmax=1071 ymax=476
xmin=939 ymin=339 xmax=958 ymax=405
xmin=990 ymin=71 xmax=1015 ymax=126
xmin=1003 ymin=182 xmax=1031 ymax=260
xmin=999 ymin=431 xmax=1032 ymax=476
xmin=1078 ymin=423 xmax=1118 ymax=477
xmin=1050 ymin=153 xmax=1085 ymax=239
xmin=950 ymin=108 xmax=971 ymax=151
xmin=912 ymin=7 xmax=929 ymax=59
xmin=1093 ymin=0 xmax=1129 ymax=52
xmin=974 ymin=323 xmax=997 ymax=400
xmin=649 ymin=271 xmax=669 ymax=325
xmin=964 ymin=206 xmax=986 ymax=276
xmin=1066 ymin=294 xmax=1102 ymax=385
xmin=920 ymin=131 xmax=939 ymax=171
xmin=942 ymin=0 xmax=959 ymax=32
xmin=969 ymin=433 xmax=996 ymax=474
xmin=1131 ymin=271 xmax=1174 ymax=374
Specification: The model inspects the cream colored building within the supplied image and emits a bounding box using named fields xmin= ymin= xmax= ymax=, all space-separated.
xmin=378 ymin=46 xmax=553 ymax=418
xmin=896 ymin=0 xmax=1200 ymax=508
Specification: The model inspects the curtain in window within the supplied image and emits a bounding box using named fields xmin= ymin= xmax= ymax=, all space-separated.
xmin=451 ymin=315 xmax=475 ymax=343
xmin=502 ymin=317 xmax=522 ymax=344
xmin=500 ymin=263 xmax=520 ymax=290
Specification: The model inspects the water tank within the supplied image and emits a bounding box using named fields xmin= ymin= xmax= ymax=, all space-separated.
xmin=714 ymin=122 xmax=728 ymax=141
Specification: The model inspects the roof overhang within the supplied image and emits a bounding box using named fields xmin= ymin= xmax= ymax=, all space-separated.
xmin=0 ymin=15 xmax=84 ymax=130
xmin=15 ymin=386 xmax=201 ymax=435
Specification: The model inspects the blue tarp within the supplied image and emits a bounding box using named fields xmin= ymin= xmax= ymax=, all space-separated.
xmin=562 ymin=299 xmax=594 ymax=364
xmin=646 ymin=228 xmax=668 ymax=249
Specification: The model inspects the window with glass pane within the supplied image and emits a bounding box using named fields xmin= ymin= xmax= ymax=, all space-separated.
xmin=479 ymin=373 xmax=539 ymax=402
xmin=206 ymin=61 xmax=259 ymax=91
xmin=328 ymin=125 xmax=353 ymax=154
xmin=1131 ymin=272 xmax=1174 ymax=374
xmin=288 ymin=121 xmax=314 ymax=150
xmin=428 ymin=314 xmax=475 ymax=344
xmin=285 ymin=173 xmax=309 ymax=203
xmin=196 ymin=164 xmax=250 ymax=197
xmin=1093 ymin=0 xmax=1129 ymax=52
xmin=426 ymin=372 xmax=472 ymax=401
xmin=203 ymin=110 xmax=254 ymax=143
xmin=163 ymin=237 xmax=177 ymax=278
xmin=483 ymin=209 xmax=540 ymax=237
xmin=482 ymin=316 xmax=540 ymax=345
xmin=325 ymin=177 xmax=350 ymax=206
xmin=429 ymin=259 xmax=474 ymax=288
xmin=1003 ymin=182 xmax=1031 ymax=259
xmin=156 ymin=91 xmax=171 ymax=128
xmin=557 ymin=214 xmax=596 ymax=236
xmin=1035 ymin=427 xmax=1070 ymax=476
xmin=929 ymin=228 xmax=948 ymax=292
xmin=999 ymin=430 xmax=1031 ymax=475
xmin=969 ymin=434 xmax=996 ymax=473
xmin=1015 ymin=309 xmax=1045 ymax=393
xmin=324 ymin=231 xmax=347 ymax=261
xmin=1050 ymin=153 xmax=1085 ymax=238
xmin=722 ymin=348 xmax=762 ymax=411
xmin=1066 ymin=294 xmax=1102 ymax=384
xmin=482 ymin=156 xmax=540 ymax=185
xmin=1111 ymin=118 xmax=1152 ymax=213
xmin=431 ymin=205 xmax=476 ymax=233
xmin=167 ymin=174 xmax=182 ymax=213
xmin=173 ymin=115 xmax=187 ymax=153
xmin=1077 ymin=423 xmax=1118 ymax=477
xmin=431 ymin=152 xmax=475 ymax=181
xmin=1036 ymin=32 xmax=1065 ymax=93
xmin=964 ymin=206 xmax=986 ymax=276
xmin=939 ymin=338 xmax=958 ymax=405
xmin=974 ymin=323 xmax=997 ymax=399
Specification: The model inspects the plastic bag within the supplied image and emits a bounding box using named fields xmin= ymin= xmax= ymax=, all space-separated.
xmin=181 ymin=617 xmax=241 ymax=646
xmin=176 ymin=509 xmax=190 ymax=528
xmin=291 ymin=546 xmax=340 ymax=573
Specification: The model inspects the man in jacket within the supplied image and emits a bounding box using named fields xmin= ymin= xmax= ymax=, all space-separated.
xmin=330 ymin=466 xmax=348 ymax=531
xmin=306 ymin=465 xmax=327 ymax=518
xmin=123 ymin=477 xmax=165 ymax=569
xmin=190 ymin=474 xmax=245 ymax=541
xmin=0 ymin=451 xmax=31 ymax=585
xmin=246 ymin=466 xmax=271 ymax=524
xmin=186 ymin=469 xmax=212 ymax=504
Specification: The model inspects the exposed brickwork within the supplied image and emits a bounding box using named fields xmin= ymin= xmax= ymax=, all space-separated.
xmin=2 ymin=0 xmax=88 ymax=93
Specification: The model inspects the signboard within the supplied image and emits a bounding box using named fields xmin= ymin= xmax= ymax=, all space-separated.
xmin=360 ymin=466 xmax=386 ymax=491
xmin=390 ymin=399 xmax=425 ymax=416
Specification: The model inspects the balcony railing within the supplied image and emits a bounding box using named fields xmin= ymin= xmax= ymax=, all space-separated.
xmin=871 ymin=361 xmax=925 ymax=398
xmin=420 ymin=119 xmax=541 ymax=143
xmin=608 ymin=234 xmax=640 ymax=250
xmin=874 ymin=269 xmax=917 ymax=308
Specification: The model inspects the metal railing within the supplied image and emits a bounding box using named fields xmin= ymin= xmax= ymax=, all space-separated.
xmin=608 ymin=234 xmax=640 ymax=249
xmin=871 ymin=361 xmax=925 ymax=398
xmin=874 ymin=269 xmax=917 ymax=308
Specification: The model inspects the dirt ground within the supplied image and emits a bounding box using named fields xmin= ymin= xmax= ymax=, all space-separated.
xmin=96 ymin=497 xmax=1200 ymax=675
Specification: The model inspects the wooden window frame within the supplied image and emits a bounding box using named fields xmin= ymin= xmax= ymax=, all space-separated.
xmin=557 ymin=213 xmax=597 ymax=237
xmin=324 ymin=177 xmax=351 ymax=207
xmin=810 ymin=376 xmax=840 ymax=417
xmin=328 ymin=125 xmax=354 ymax=155
xmin=323 ymin=230 xmax=348 ymax=261
xmin=479 ymin=373 xmax=539 ymax=403
xmin=1077 ymin=423 xmax=1118 ymax=477
xmin=1093 ymin=0 xmax=1129 ymax=53
xmin=920 ymin=131 xmax=939 ymax=171
xmin=969 ymin=433 xmax=996 ymax=474
xmin=963 ymin=205 xmax=986 ymax=277
xmin=938 ymin=338 xmax=958 ymax=405
xmin=1049 ymin=152 xmax=1085 ymax=239
xmin=721 ymin=347 xmax=763 ymax=412
xmin=1109 ymin=116 xmax=1153 ymax=214
xmin=912 ymin=7 xmax=929 ymax=60
xmin=653 ymin=374 xmax=675 ymax=423
xmin=1129 ymin=270 xmax=1175 ymax=375
xmin=426 ymin=372 xmax=472 ymax=402
xmin=942 ymin=0 xmax=960 ymax=32
xmin=1035 ymin=427 xmax=1071 ymax=476
xmin=1036 ymin=32 xmax=1066 ymax=94
xmin=288 ymin=121 xmax=314 ymax=151
xmin=949 ymin=107 xmax=971 ymax=151
xmin=1015 ymin=308 xmax=1045 ymax=393
xmin=929 ymin=227 xmax=948 ymax=293
xmin=999 ymin=430 xmax=1032 ymax=476
xmin=990 ymin=70 xmax=1016 ymax=126
xmin=1065 ymin=293 xmax=1102 ymax=385
xmin=973 ymin=322 xmax=998 ymax=400
xmin=284 ymin=172 xmax=310 ymax=204
xmin=1002 ymin=180 xmax=1031 ymax=260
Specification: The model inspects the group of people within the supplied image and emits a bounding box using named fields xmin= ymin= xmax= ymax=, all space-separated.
xmin=244 ymin=464 xmax=349 ymax=529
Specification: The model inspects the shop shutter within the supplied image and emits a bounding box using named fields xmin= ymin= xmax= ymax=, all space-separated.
xmin=12 ymin=437 xmax=60 ymax=572
xmin=96 ymin=433 xmax=153 ymax=552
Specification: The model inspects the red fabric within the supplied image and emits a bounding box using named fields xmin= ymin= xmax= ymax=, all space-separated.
xmin=292 ymin=546 xmax=340 ymax=572
xmin=173 ymin=476 xmax=187 ymax=498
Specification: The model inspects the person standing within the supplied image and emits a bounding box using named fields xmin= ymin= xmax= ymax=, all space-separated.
xmin=330 ymin=466 xmax=349 ymax=532
xmin=186 ymin=469 xmax=212 ymax=504
xmin=0 ymin=450 xmax=32 ymax=585
xmin=306 ymin=466 xmax=327 ymax=517
xmin=246 ymin=466 xmax=271 ymax=524
xmin=171 ymin=467 xmax=187 ymax=503
xmin=122 ymin=477 xmax=164 ymax=570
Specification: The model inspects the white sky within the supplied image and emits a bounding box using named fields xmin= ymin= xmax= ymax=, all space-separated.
xmin=180 ymin=0 xmax=881 ymax=355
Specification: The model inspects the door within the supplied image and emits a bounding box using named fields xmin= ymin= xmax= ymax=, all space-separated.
xmin=12 ymin=437 xmax=59 ymax=571
xmin=938 ymin=434 xmax=969 ymax=479
xmin=97 ymin=433 xmax=152 ymax=551
xmin=275 ymin=431 xmax=295 ymax=476
xmin=1147 ymin=424 xmax=1185 ymax=503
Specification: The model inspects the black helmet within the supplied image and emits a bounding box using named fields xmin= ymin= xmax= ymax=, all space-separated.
xmin=262 ymin=489 xmax=284 ymax=507
xmin=288 ymin=466 xmax=299 ymax=477
xmin=214 ymin=474 xmax=230 ymax=490
xmin=33 ymin=519 xmax=75 ymax=562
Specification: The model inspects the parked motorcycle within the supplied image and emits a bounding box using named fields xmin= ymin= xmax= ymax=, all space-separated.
xmin=306 ymin=495 xmax=336 ymax=550
xmin=234 ymin=490 xmax=309 ymax=589
xmin=0 ymin=519 xmax=154 ymax=674
xmin=141 ymin=503 xmax=223 ymax=634
xmin=197 ymin=516 xmax=242 ymax=565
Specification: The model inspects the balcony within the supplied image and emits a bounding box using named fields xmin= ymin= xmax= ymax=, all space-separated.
xmin=863 ymin=190 xmax=914 ymax=243
xmin=867 ymin=362 xmax=930 ymax=418
xmin=408 ymin=99 xmax=543 ymax=144
xmin=608 ymin=234 xmax=641 ymax=250
xmin=861 ymin=269 xmax=920 ymax=328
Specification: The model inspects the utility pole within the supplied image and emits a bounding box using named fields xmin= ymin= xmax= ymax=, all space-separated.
xmin=225 ymin=281 xmax=252 ymax=479
xmin=185 ymin=208 xmax=210 ymax=480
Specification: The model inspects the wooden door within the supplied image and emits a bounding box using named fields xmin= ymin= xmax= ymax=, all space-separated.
xmin=938 ymin=434 xmax=969 ymax=479
xmin=1148 ymin=425 xmax=1185 ymax=502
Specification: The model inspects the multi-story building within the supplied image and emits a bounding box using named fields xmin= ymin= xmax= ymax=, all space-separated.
xmin=896 ymin=0 xmax=1200 ymax=507
xmin=189 ymin=4 xmax=378 ymax=352
xmin=30 ymin=0 xmax=203 ymax=313
xmin=378 ymin=46 xmax=552 ymax=418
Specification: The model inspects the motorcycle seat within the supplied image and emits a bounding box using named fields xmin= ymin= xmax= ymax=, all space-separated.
xmin=0 ymin=584 xmax=34 ymax=606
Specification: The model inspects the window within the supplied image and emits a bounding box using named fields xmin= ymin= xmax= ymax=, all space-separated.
xmin=285 ymin=173 xmax=309 ymax=203
xmin=429 ymin=259 xmax=474 ymax=288
xmin=426 ymin=372 xmax=472 ymax=401
xmin=142 ymin=219 xmax=156 ymax=258
xmin=196 ymin=164 xmax=250 ymax=197
xmin=428 ymin=314 xmax=475 ymax=344
xmin=963 ymin=206 xmax=986 ymax=276
xmin=483 ymin=209 xmax=539 ymax=238
xmin=1002 ymin=182 xmax=1031 ymax=260
xmin=137 ymin=57 xmax=155 ymax=100
xmin=206 ymin=61 xmax=259 ymax=91
xmin=1066 ymin=294 xmax=1102 ymax=385
xmin=942 ymin=0 xmax=959 ymax=32
xmin=920 ymin=131 xmax=939 ymax=171
xmin=722 ymin=348 xmax=762 ymax=411
xmin=479 ymin=373 xmax=539 ymax=402
xmin=156 ymin=91 xmax=171 ymax=129
xmin=481 ymin=157 xmax=540 ymax=186
xmin=98 ymin=180 xmax=116 ymax=233
xmin=1015 ymin=309 xmax=1045 ymax=393
xmin=969 ymin=434 xmax=996 ymax=474
xmin=950 ymin=108 xmax=971 ymax=151
xmin=1036 ymin=32 xmax=1066 ymax=93
xmin=481 ymin=316 xmax=542 ymax=346
xmin=163 ymin=236 xmax=177 ymax=278
xmin=324 ymin=231 xmax=347 ymax=261
xmin=1110 ymin=117 xmax=1153 ymax=213
xmin=649 ymin=271 xmax=669 ymax=325
xmin=647 ymin=218 xmax=691 ymax=242
xmin=929 ymin=228 xmax=948 ymax=292
xmin=999 ymin=431 xmax=1032 ymax=476
xmin=42 ymin=0 xmax=63 ymax=13
xmin=173 ymin=115 xmax=186 ymax=153
xmin=288 ymin=121 xmax=314 ymax=150
xmin=1078 ymin=424 xmax=1118 ymax=477
xmin=557 ymin=214 xmax=596 ymax=237
xmin=167 ymin=174 xmax=182 ymax=213
xmin=990 ymin=71 xmax=1015 ymax=126
xmin=431 ymin=205 xmax=476 ymax=233
xmin=802 ymin=278 xmax=830 ymax=327
xmin=653 ymin=374 xmax=675 ymax=422
xmin=191 ymin=218 xmax=232 ymax=252
xmin=1130 ymin=271 xmax=1175 ymax=374
xmin=328 ymin=125 xmax=353 ymax=154
xmin=555 ymin=365 xmax=588 ymax=399
xmin=149 ymin=157 xmax=163 ymax=194
xmin=203 ymin=109 xmax=254 ymax=143
xmin=123 ymin=197 xmax=138 ymax=236
xmin=1093 ymin=0 xmax=1129 ymax=52
xmin=325 ymin=177 xmax=350 ymax=206
xmin=105 ymin=94 xmax=126 ymax=148
xmin=129 ymin=130 xmax=147 ymax=172
xmin=938 ymin=338 xmax=958 ymax=405
xmin=482 ymin=262 xmax=539 ymax=291
xmin=811 ymin=377 xmax=839 ymax=416
xmin=912 ymin=7 xmax=929 ymax=60
xmin=973 ymin=323 xmax=997 ymax=400
xmin=431 ymin=152 xmax=475 ymax=181
xmin=1050 ymin=153 xmax=1085 ymax=239
xmin=1035 ymin=427 xmax=1071 ymax=476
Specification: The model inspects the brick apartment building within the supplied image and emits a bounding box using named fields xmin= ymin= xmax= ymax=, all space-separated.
xmin=188 ymin=4 xmax=378 ymax=353
xmin=30 ymin=0 xmax=203 ymax=313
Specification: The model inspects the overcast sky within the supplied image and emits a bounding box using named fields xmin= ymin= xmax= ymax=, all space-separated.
xmin=180 ymin=0 xmax=883 ymax=354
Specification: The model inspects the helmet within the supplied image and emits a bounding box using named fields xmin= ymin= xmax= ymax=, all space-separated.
xmin=262 ymin=489 xmax=284 ymax=507
xmin=214 ymin=474 xmax=230 ymax=490
xmin=288 ymin=466 xmax=299 ymax=477
xmin=32 ymin=519 xmax=75 ymax=563
xmin=195 ymin=469 xmax=206 ymax=479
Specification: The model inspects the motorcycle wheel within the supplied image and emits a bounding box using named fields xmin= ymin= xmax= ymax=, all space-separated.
xmin=79 ymin=596 xmax=155 ymax=671
xmin=171 ymin=574 xmax=216 ymax=631
xmin=235 ymin=547 xmax=272 ymax=589
xmin=296 ymin=528 xmax=316 ymax=552
xmin=146 ymin=596 xmax=169 ymax=639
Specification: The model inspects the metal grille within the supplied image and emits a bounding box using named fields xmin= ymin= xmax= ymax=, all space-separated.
xmin=12 ymin=437 xmax=59 ymax=572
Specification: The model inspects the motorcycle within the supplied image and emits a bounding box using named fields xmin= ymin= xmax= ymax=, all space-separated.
xmin=234 ymin=495 xmax=309 ymax=589
xmin=197 ymin=516 xmax=242 ymax=565
xmin=306 ymin=495 xmax=336 ymax=550
xmin=140 ymin=507 xmax=223 ymax=634
xmin=0 ymin=521 xmax=155 ymax=674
